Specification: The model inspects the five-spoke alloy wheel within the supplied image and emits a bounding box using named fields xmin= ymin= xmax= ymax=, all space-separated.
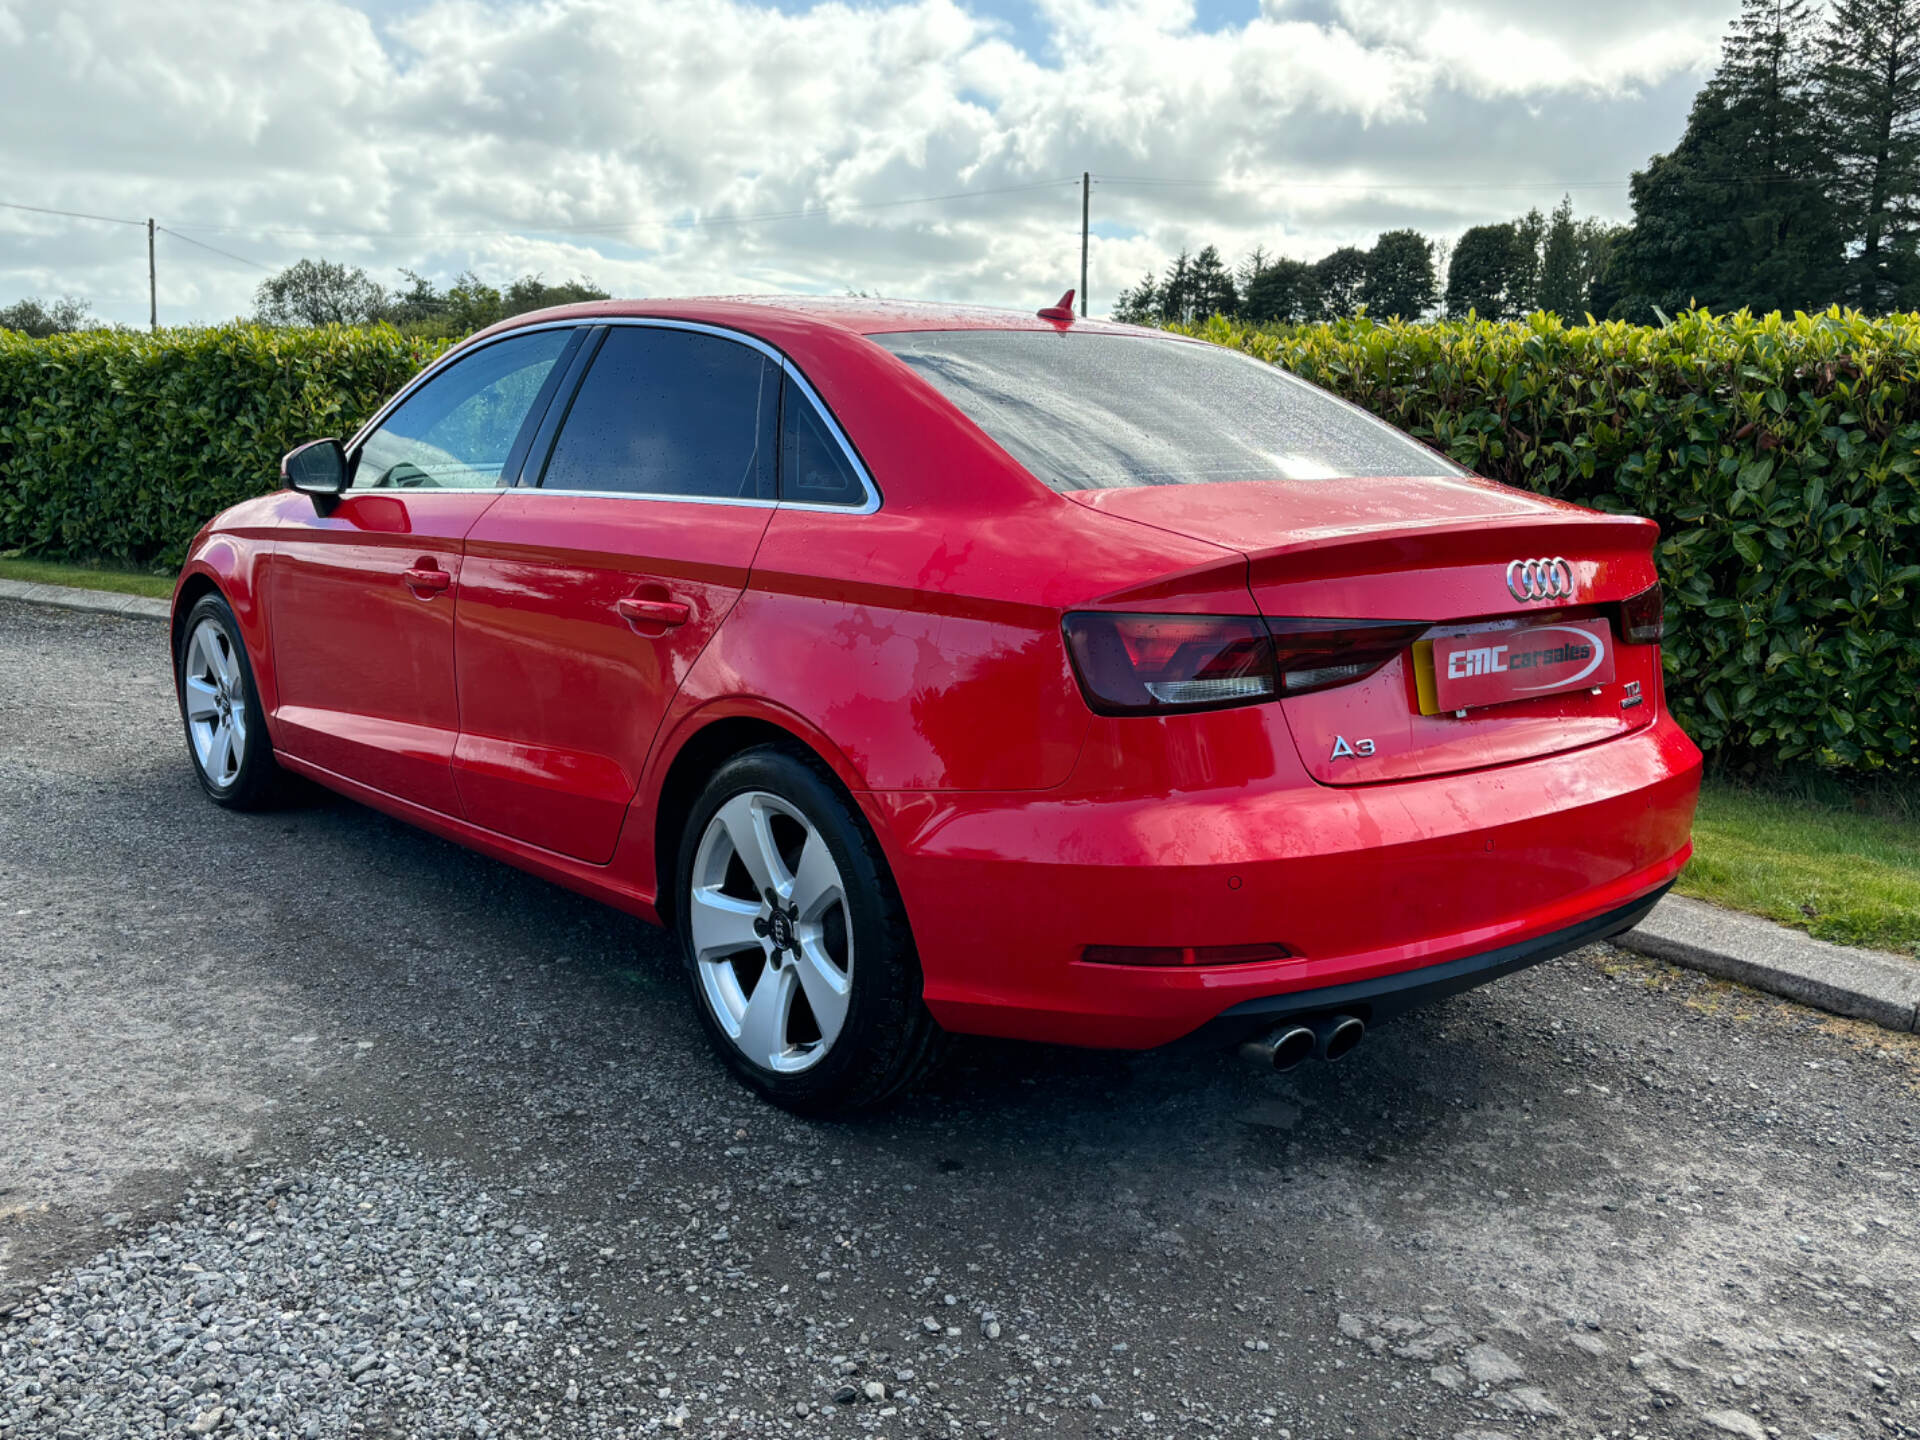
xmin=675 ymin=747 xmax=944 ymax=1113
xmin=174 ymin=592 xmax=281 ymax=809
xmin=183 ymin=617 xmax=249 ymax=789
xmin=689 ymin=789 xmax=855 ymax=1074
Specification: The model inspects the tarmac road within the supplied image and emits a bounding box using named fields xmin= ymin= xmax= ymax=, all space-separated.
xmin=2 ymin=598 xmax=1917 ymax=1439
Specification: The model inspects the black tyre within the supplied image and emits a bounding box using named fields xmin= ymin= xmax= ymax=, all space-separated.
xmin=175 ymin=591 xmax=283 ymax=810
xmin=675 ymin=745 xmax=944 ymax=1113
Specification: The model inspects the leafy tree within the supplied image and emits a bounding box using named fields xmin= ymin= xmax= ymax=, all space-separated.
xmin=1445 ymin=223 xmax=1525 ymax=318
xmin=1241 ymin=257 xmax=1321 ymax=323
xmin=441 ymin=273 xmax=504 ymax=335
xmin=385 ymin=269 xmax=448 ymax=328
xmin=503 ymin=274 xmax=612 ymax=314
xmin=1362 ymin=229 xmax=1437 ymax=319
xmin=254 ymin=259 xmax=388 ymax=327
xmin=1614 ymin=0 xmax=1842 ymax=314
xmin=1820 ymin=0 xmax=1920 ymax=308
xmin=1314 ymin=246 xmax=1370 ymax=319
xmin=0 ymin=294 xmax=95 ymax=337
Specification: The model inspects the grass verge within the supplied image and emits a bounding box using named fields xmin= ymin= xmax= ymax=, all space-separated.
xmin=1679 ymin=777 xmax=1920 ymax=957
xmin=0 ymin=555 xmax=174 ymax=601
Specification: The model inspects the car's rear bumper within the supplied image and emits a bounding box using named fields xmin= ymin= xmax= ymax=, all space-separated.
xmin=1197 ymin=878 xmax=1672 ymax=1042
xmin=865 ymin=714 xmax=1702 ymax=1050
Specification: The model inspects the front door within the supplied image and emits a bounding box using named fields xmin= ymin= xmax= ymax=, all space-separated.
xmin=451 ymin=323 xmax=781 ymax=862
xmin=270 ymin=327 xmax=579 ymax=813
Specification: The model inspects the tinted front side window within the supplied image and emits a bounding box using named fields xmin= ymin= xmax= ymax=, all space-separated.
xmin=354 ymin=329 xmax=572 ymax=489
xmin=538 ymin=328 xmax=776 ymax=499
xmin=873 ymin=330 xmax=1461 ymax=491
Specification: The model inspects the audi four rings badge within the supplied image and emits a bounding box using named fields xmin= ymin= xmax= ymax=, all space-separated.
xmin=1506 ymin=557 xmax=1575 ymax=602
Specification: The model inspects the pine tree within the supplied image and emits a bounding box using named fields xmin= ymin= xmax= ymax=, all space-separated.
xmin=1578 ymin=219 xmax=1629 ymax=318
xmin=1536 ymin=196 xmax=1585 ymax=316
xmin=1111 ymin=272 xmax=1162 ymax=324
xmin=1614 ymin=0 xmax=1843 ymax=314
xmin=1158 ymin=250 xmax=1197 ymax=324
xmin=1361 ymin=230 xmax=1438 ymax=319
xmin=1187 ymin=246 xmax=1239 ymax=320
xmin=1508 ymin=208 xmax=1547 ymax=314
xmin=1237 ymin=246 xmax=1269 ymax=295
xmin=1820 ymin=0 xmax=1920 ymax=308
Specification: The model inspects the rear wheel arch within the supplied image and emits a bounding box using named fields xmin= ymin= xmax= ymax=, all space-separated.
xmin=649 ymin=713 xmax=882 ymax=928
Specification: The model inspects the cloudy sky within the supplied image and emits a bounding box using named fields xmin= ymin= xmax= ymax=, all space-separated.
xmin=0 ymin=0 xmax=1737 ymax=327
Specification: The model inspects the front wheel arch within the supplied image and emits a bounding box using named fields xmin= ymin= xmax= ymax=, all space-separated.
xmin=170 ymin=572 xmax=222 ymax=681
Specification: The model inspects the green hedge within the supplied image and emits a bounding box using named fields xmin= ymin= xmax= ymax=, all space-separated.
xmin=2 ymin=312 xmax=1916 ymax=771
xmin=1177 ymin=309 xmax=1920 ymax=772
xmin=0 ymin=324 xmax=448 ymax=569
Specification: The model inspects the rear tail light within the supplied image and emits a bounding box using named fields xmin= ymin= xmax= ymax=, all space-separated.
xmin=1062 ymin=613 xmax=1275 ymax=715
xmin=1062 ymin=612 xmax=1426 ymax=715
xmin=1082 ymin=942 xmax=1293 ymax=967
xmin=1265 ymin=618 xmax=1431 ymax=696
xmin=1616 ymin=581 xmax=1664 ymax=644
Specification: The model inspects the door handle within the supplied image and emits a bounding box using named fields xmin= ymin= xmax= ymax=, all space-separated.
xmin=404 ymin=565 xmax=451 ymax=594
xmin=616 ymin=596 xmax=691 ymax=629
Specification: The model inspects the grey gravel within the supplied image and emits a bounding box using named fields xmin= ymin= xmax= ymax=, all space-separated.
xmin=1 ymin=1146 xmax=574 ymax=1437
xmin=6 ymin=597 xmax=1920 ymax=1439
xmin=1702 ymin=1409 xmax=1769 ymax=1439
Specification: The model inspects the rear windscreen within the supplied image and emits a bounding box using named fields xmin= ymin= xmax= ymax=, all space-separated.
xmin=872 ymin=330 xmax=1461 ymax=491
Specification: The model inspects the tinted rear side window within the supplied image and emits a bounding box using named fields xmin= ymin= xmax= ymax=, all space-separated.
xmin=779 ymin=376 xmax=867 ymax=507
xmin=873 ymin=330 xmax=1460 ymax=491
xmin=538 ymin=327 xmax=777 ymax=499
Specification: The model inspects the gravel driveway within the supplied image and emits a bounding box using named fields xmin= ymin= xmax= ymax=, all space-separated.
xmin=2 ymin=599 xmax=1917 ymax=1440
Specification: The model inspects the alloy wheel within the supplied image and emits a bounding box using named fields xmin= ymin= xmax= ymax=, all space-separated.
xmin=182 ymin=618 xmax=248 ymax=788
xmin=689 ymin=790 xmax=854 ymax=1073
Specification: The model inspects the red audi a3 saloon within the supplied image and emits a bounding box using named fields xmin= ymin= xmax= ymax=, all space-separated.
xmin=172 ymin=295 xmax=1702 ymax=1111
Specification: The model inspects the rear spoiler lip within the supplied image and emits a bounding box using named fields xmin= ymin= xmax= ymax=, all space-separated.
xmin=1243 ymin=511 xmax=1657 ymax=586
xmin=1092 ymin=510 xmax=1659 ymax=611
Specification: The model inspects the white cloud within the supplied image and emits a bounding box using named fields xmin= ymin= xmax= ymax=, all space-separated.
xmin=0 ymin=0 xmax=1737 ymax=327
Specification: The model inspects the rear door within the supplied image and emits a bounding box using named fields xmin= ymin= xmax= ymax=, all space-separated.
xmin=270 ymin=327 xmax=579 ymax=812
xmin=450 ymin=322 xmax=781 ymax=863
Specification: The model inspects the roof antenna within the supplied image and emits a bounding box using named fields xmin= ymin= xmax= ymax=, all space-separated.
xmin=1036 ymin=289 xmax=1076 ymax=322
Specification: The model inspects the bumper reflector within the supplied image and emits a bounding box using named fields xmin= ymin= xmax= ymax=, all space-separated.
xmin=1082 ymin=942 xmax=1293 ymax=968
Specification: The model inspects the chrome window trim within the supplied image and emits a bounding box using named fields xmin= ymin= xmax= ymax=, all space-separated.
xmin=347 ymin=316 xmax=882 ymax=514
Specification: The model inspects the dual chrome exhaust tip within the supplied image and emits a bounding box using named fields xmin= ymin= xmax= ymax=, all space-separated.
xmin=1238 ymin=1014 xmax=1365 ymax=1072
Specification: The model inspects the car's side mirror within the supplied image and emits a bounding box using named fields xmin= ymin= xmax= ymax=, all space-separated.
xmin=282 ymin=439 xmax=347 ymax=509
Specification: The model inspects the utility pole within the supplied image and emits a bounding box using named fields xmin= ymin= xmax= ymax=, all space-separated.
xmin=147 ymin=218 xmax=156 ymax=332
xmin=1080 ymin=173 xmax=1089 ymax=317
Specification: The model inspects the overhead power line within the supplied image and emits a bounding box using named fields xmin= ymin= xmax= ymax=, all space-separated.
xmin=159 ymin=177 xmax=1084 ymax=241
xmin=1093 ymin=174 xmax=1635 ymax=192
xmin=155 ymin=227 xmax=272 ymax=272
xmin=0 ymin=198 xmax=149 ymax=227
xmin=1 ymin=178 xmax=1081 ymax=328
xmin=1 ymin=199 xmax=271 ymax=328
xmin=4 ymin=168 xmax=1669 ymax=328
